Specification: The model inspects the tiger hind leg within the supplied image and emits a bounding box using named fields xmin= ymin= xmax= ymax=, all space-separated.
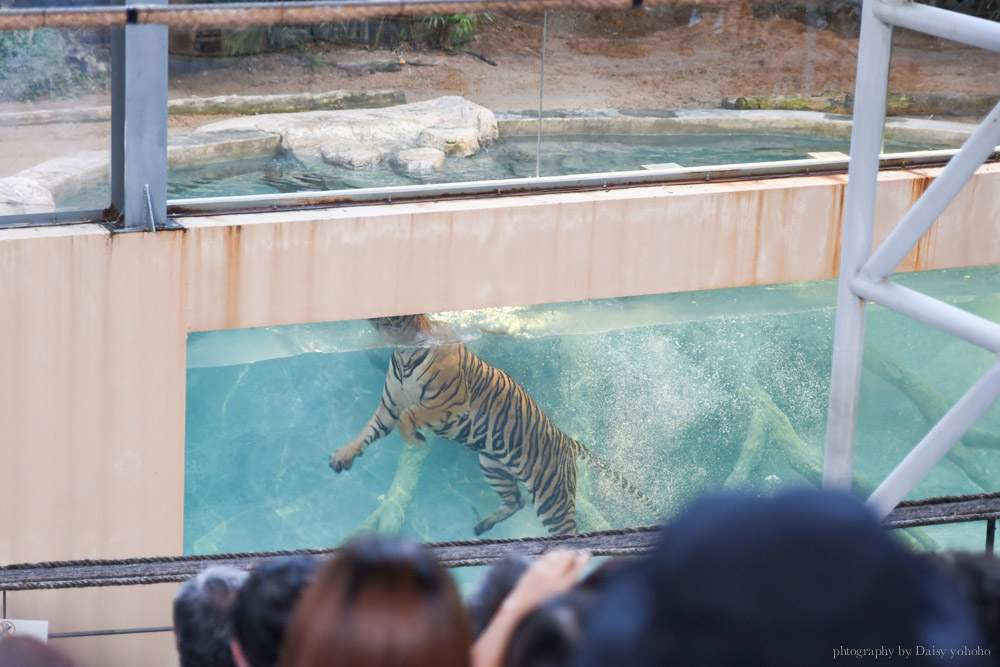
xmin=532 ymin=457 xmax=579 ymax=535
xmin=474 ymin=455 xmax=526 ymax=536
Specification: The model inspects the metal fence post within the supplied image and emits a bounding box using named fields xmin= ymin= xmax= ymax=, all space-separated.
xmin=110 ymin=25 xmax=125 ymax=215
xmin=110 ymin=0 xmax=168 ymax=231
xmin=822 ymin=0 xmax=893 ymax=490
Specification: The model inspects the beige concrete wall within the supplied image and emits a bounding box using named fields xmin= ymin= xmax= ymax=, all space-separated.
xmin=2 ymin=163 xmax=999 ymax=665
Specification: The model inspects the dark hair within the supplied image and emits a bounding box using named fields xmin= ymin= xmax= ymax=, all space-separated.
xmin=465 ymin=554 xmax=531 ymax=639
xmin=574 ymin=490 xmax=983 ymax=667
xmin=502 ymin=589 xmax=596 ymax=667
xmin=231 ymin=556 xmax=318 ymax=667
xmin=280 ymin=535 xmax=471 ymax=667
xmin=173 ymin=565 xmax=248 ymax=667
xmin=927 ymin=551 xmax=1000 ymax=659
xmin=576 ymin=557 xmax=629 ymax=592
xmin=0 ymin=636 xmax=75 ymax=667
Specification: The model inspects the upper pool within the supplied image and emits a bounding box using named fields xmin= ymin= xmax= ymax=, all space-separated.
xmin=60 ymin=131 xmax=949 ymax=208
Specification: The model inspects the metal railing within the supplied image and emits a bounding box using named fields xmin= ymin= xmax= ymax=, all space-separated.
xmin=823 ymin=0 xmax=1000 ymax=515
xmin=4 ymin=492 xmax=1000 ymax=640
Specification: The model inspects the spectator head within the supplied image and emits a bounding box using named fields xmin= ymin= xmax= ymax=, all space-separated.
xmin=502 ymin=588 xmax=596 ymax=667
xmin=281 ymin=535 xmax=471 ymax=667
xmin=927 ymin=551 xmax=1000 ymax=659
xmin=575 ymin=489 xmax=983 ymax=667
xmin=230 ymin=556 xmax=318 ymax=667
xmin=0 ymin=636 xmax=75 ymax=667
xmin=465 ymin=554 xmax=532 ymax=640
xmin=173 ymin=565 xmax=249 ymax=667
xmin=576 ymin=557 xmax=630 ymax=592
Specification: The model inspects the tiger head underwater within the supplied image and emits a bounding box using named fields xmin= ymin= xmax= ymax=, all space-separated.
xmin=368 ymin=315 xmax=429 ymax=342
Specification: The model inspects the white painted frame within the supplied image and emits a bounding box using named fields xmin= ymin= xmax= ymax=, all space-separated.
xmin=823 ymin=0 xmax=1000 ymax=516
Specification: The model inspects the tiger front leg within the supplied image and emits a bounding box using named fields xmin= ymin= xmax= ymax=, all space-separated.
xmin=330 ymin=388 xmax=400 ymax=472
xmin=333 ymin=405 xmax=426 ymax=470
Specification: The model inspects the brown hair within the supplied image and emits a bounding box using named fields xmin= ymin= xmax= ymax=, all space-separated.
xmin=280 ymin=536 xmax=471 ymax=667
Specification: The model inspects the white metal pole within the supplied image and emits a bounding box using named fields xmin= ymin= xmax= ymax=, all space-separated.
xmin=851 ymin=277 xmax=1000 ymax=354
xmin=861 ymin=99 xmax=1000 ymax=281
xmin=867 ymin=359 xmax=1000 ymax=518
xmin=874 ymin=0 xmax=1000 ymax=54
xmin=823 ymin=0 xmax=894 ymax=490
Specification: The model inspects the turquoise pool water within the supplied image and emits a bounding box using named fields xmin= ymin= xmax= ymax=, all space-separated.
xmin=185 ymin=265 xmax=1000 ymax=557
xmin=60 ymin=132 xmax=950 ymax=208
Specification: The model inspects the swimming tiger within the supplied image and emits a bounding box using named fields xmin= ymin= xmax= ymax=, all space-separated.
xmin=329 ymin=314 xmax=663 ymax=535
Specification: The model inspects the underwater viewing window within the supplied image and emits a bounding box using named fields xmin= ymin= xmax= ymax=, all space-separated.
xmin=185 ymin=264 xmax=1000 ymax=556
xmin=1 ymin=0 xmax=997 ymax=227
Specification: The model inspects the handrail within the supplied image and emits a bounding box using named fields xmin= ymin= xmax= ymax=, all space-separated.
xmin=4 ymin=492 xmax=1000 ymax=593
xmin=0 ymin=525 xmax=660 ymax=592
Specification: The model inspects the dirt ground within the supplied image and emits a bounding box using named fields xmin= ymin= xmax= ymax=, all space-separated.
xmin=4 ymin=6 xmax=999 ymax=176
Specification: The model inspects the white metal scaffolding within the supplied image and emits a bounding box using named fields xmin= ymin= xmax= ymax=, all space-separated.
xmin=824 ymin=0 xmax=1000 ymax=517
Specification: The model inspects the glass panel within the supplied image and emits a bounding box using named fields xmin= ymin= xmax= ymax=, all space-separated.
xmin=185 ymin=264 xmax=1000 ymax=556
xmin=0 ymin=27 xmax=111 ymax=217
xmin=133 ymin=11 xmax=538 ymax=205
xmin=888 ymin=23 xmax=1000 ymax=130
xmin=6 ymin=2 xmax=999 ymax=215
xmin=183 ymin=284 xmax=831 ymax=553
xmin=856 ymin=267 xmax=1000 ymax=520
xmin=906 ymin=522 xmax=994 ymax=553
xmin=531 ymin=3 xmax=972 ymax=180
xmin=881 ymin=21 xmax=1000 ymax=165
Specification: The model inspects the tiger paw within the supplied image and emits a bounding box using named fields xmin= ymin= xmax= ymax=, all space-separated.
xmin=473 ymin=518 xmax=494 ymax=536
xmin=329 ymin=445 xmax=360 ymax=472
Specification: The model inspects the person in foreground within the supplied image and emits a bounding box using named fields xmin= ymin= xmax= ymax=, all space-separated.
xmin=278 ymin=534 xmax=589 ymax=667
xmin=0 ymin=635 xmax=75 ymax=667
xmin=173 ymin=565 xmax=248 ymax=667
xmin=573 ymin=489 xmax=986 ymax=666
xmin=280 ymin=535 xmax=471 ymax=667
xmin=472 ymin=549 xmax=591 ymax=667
xmin=927 ymin=551 xmax=1000 ymax=662
xmin=465 ymin=554 xmax=532 ymax=640
xmin=231 ymin=556 xmax=318 ymax=667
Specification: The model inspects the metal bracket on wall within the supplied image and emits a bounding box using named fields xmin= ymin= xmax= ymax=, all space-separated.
xmin=142 ymin=184 xmax=156 ymax=233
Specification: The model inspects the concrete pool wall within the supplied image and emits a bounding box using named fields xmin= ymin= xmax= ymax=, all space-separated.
xmin=2 ymin=162 xmax=1000 ymax=666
